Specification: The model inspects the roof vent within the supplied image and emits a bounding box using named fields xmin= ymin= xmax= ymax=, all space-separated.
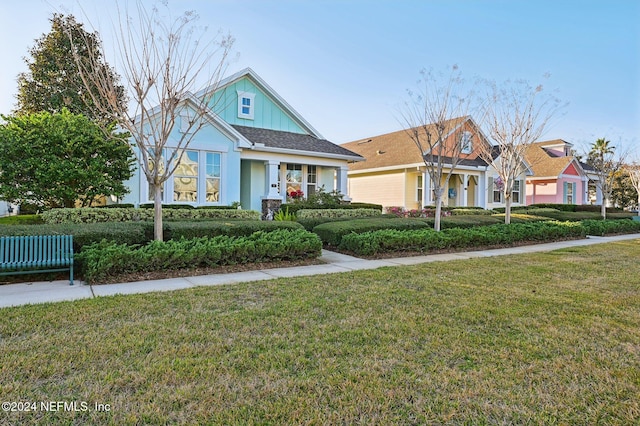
xmin=376 ymin=150 xmax=385 ymax=155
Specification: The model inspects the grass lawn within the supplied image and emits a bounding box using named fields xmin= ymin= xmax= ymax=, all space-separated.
xmin=1 ymin=241 xmax=639 ymax=424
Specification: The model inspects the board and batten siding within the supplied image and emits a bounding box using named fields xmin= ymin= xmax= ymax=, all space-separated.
xmin=348 ymin=172 xmax=406 ymax=207
xmin=208 ymin=77 xmax=306 ymax=134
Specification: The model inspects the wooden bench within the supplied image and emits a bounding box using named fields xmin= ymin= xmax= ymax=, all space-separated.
xmin=0 ymin=235 xmax=74 ymax=285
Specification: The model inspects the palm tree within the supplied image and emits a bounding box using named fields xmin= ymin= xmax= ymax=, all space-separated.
xmin=587 ymin=138 xmax=617 ymax=219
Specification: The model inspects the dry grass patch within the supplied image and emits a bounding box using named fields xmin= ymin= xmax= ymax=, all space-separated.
xmin=1 ymin=241 xmax=639 ymax=424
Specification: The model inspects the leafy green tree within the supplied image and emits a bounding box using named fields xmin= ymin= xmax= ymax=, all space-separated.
xmin=0 ymin=109 xmax=135 ymax=208
xmin=586 ymin=138 xmax=625 ymax=219
xmin=15 ymin=14 xmax=126 ymax=124
xmin=610 ymin=168 xmax=637 ymax=209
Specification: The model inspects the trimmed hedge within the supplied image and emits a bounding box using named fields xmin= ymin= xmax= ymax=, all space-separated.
xmin=0 ymin=215 xmax=44 ymax=225
xmin=280 ymin=202 xmax=383 ymax=215
xmin=164 ymin=220 xmax=304 ymax=240
xmin=296 ymin=208 xmax=381 ymax=219
xmin=313 ymin=218 xmax=432 ymax=246
xmin=0 ymin=222 xmax=151 ymax=253
xmin=41 ymin=207 xmax=260 ymax=224
xmin=338 ymin=221 xmax=588 ymax=256
xmin=0 ymin=220 xmax=306 ymax=251
xmin=338 ymin=219 xmax=640 ymax=256
xmin=77 ymin=229 xmax=322 ymax=284
xmin=581 ymin=219 xmax=640 ymax=236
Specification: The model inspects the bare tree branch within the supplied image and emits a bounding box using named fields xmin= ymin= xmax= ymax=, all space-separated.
xmin=398 ymin=66 xmax=474 ymax=231
xmin=477 ymin=76 xmax=564 ymax=224
xmin=67 ymin=1 xmax=234 ymax=240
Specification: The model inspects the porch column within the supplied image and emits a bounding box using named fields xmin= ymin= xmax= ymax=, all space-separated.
xmin=423 ymin=171 xmax=431 ymax=206
xmin=265 ymin=160 xmax=280 ymax=198
xmin=462 ymin=173 xmax=468 ymax=207
xmin=336 ymin=166 xmax=351 ymax=201
xmin=478 ymin=173 xmax=487 ymax=209
xmin=261 ymin=160 xmax=282 ymax=220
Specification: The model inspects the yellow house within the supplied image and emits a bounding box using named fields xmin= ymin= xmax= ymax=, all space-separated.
xmin=341 ymin=116 xmax=529 ymax=211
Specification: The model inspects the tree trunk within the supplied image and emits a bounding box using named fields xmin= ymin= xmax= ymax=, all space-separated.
xmin=504 ymin=195 xmax=512 ymax=225
xmin=433 ymin=187 xmax=444 ymax=232
xmin=601 ymin=199 xmax=607 ymax=220
xmin=154 ymin=184 xmax=163 ymax=241
xmin=637 ymin=193 xmax=640 ymax=217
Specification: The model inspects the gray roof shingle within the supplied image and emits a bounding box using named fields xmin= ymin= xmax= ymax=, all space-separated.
xmin=232 ymin=125 xmax=363 ymax=160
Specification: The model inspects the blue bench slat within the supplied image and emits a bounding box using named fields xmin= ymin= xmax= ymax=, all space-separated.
xmin=0 ymin=235 xmax=74 ymax=285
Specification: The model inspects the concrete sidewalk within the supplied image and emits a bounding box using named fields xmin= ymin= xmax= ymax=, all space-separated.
xmin=1 ymin=233 xmax=638 ymax=309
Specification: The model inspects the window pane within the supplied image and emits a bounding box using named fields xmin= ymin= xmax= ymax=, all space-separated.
xmin=174 ymin=150 xmax=198 ymax=202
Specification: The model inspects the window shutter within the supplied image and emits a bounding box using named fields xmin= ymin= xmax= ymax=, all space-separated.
xmin=563 ymin=182 xmax=568 ymax=204
xmin=488 ymin=177 xmax=494 ymax=195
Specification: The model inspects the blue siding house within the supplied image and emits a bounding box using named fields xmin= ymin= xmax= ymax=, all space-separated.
xmin=121 ymin=68 xmax=363 ymax=215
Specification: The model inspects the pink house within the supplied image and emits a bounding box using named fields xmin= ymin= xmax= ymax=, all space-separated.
xmin=524 ymin=140 xmax=590 ymax=205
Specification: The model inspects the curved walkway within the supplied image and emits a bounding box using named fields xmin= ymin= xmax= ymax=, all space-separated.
xmin=1 ymin=233 xmax=639 ymax=309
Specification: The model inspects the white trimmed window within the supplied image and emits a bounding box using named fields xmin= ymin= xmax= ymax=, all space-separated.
xmin=307 ymin=165 xmax=317 ymax=196
xmin=461 ymin=131 xmax=473 ymax=154
xmin=237 ymin=91 xmax=255 ymax=119
xmin=417 ymin=175 xmax=423 ymax=203
xmin=173 ymin=150 xmax=199 ymax=202
xmin=512 ymin=180 xmax=521 ymax=204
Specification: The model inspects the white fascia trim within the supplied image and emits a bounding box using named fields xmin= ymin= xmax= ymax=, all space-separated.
xmin=198 ymin=67 xmax=325 ymax=139
xmin=348 ymin=162 xmax=486 ymax=176
xmin=245 ymin=145 xmax=363 ymax=162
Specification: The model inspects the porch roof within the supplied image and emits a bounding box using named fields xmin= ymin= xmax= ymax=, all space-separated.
xmin=232 ymin=125 xmax=364 ymax=161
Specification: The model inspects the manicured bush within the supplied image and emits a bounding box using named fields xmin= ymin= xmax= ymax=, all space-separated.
xmin=77 ymin=229 xmax=322 ymax=284
xmin=581 ymin=219 xmax=640 ymax=236
xmin=313 ymin=218 xmax=432 ymax=246
xmin=164 ymin=220 xmax=304 ymax=240
xmin=41 ymin=207 xmax=261 ymax=224
xmin=296 ymin=208 xmax=381 ymax=219
xmin=450 ymin=208 xmax=493 ymax=216
xmin=0 ymin=222 xmax=151 ymax=252
xmin=339 ymin=221 xmax=588 ymax=256
xmin=0 ymin=215 xmax=44 ymax=225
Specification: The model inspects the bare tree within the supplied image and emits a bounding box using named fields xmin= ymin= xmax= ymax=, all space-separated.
xmin=625 ymin=162 xmax=640 ymax=216
xmin=68 ymin=2 xmax=234 ymax=240
xmin=478 ymin=77 xmax=562 ymax=224
xmin=399 ymin=66 xmax=473 ymax=231
xmin=587 ymin=138 xmax=627 ymax=219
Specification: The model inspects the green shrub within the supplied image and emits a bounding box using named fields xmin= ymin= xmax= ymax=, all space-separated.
xmin=0 ymin=222 xmax=151 ymax=252
xmin=77 ymin=229 xmax=322 ymax=284
xmin=297 ymin=208 xmax=381 ymax=219
xmin=450 ymin=208 xmax=493 ymax=216
xmin=581 ymin=219 xmax=640 ymax=236
xmin=274 ymin=207 xmax=296 ymax=221
xmin=313 ymin=217 xmax=432 ymax=246
xmin=164 ymin=220 xmax=303 ymax=240
xmin=41 ymin=207 xmax=261 ymax=224
xmin=0 ymin=215 xmax=44 ymax=225
xmin=339 ymin=221 xmax=587 ymax=256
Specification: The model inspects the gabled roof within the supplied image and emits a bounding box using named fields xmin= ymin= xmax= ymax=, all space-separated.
xmin=197 ymin=67 xmax=324 ymax=138
xmin=524 ymin=140 xmax=585 ymax=179
xmin=232 ymin=125 xmax=364 ymax=161
xmin=341 ymin=116 xmax=489 ymax=171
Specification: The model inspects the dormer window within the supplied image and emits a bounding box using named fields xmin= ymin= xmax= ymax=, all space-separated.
xmin=237 ymin=91 xmax=255 ymax=120
xmin=461 ymin=131 xmax=473 ymax=154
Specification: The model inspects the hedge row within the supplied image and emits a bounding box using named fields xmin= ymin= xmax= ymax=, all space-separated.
xmin=296 ymin=208 xmax=381 ymax=219
xmin=41 ymin=208 xmax=260 ymax=223
xmin=77 ymin=229 xmax=322 ymax=284
xmin=313 ymin=218 xmax=432 ymax=246
xmin=280 ymin=202 xmax=383 ymax=215
xmin=338 ymin=220 xmax=640 ymax=256
xmin=0 ymin=220 xmax=303 ymax=251
xmin=338 ymin=222 xmax=584 ymax=255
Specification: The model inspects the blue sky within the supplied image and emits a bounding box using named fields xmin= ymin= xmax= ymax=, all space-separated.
xmin=1 ymin=0 xmax=638 ymax=154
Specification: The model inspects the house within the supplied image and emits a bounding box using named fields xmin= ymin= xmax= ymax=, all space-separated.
xmin=523 ymin=139 xmax=594 ymax=205
xmin=120 ymin=68 xmax=363 ymax=217
xmin=340 ymin=116 xmax=530 ymax=211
